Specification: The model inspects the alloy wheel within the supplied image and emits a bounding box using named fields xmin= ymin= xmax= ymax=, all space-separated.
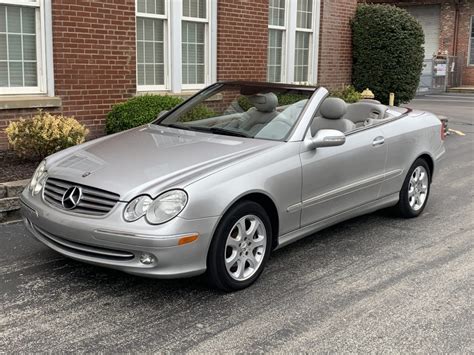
xmin=408 ymin=166 xmax=429 ymax=211
xmin=224 ymin=215 xmax=267 ymax=281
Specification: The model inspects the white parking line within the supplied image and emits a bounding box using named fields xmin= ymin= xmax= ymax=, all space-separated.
xmin=411 ymin=99 xmax=474 ymax=104
xmin=423 ymin=95 xmax=474 ymax=99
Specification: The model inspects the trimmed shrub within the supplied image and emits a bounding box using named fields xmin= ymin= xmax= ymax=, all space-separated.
xmin=329 ymin=86 xmax=363 ymax=103
xmin=352 ymin=4 xmax=424 ymax=105
xmin=106 ymin=94 xmax=216 ymax=133
xmin=5 ymin=111 xmax=89 ymax=160
xmin=106 ymin=95 xmax=182 ymax=134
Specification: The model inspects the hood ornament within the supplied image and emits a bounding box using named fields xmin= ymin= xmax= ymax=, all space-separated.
xmin=82 ymin=171 xmax=91 ymax=178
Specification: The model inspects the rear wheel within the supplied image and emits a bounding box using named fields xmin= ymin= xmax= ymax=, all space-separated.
xmin=396 ymin=158 xmax=431 ymax=218
xmin=207 ymin=201 xmax=272 ymax=292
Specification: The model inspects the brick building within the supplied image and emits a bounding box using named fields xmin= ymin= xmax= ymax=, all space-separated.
xmin=0 ymin=0 xmax=358 ymax=151
xmin=362 ymin=0 xmax=474 ymax=89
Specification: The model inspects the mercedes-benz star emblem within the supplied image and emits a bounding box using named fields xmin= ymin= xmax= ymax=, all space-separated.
xmin=61 ymin=186 xmax=83 ymax=210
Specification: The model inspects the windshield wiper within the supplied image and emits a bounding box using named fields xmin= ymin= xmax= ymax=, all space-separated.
xmin=164 ymin=124 xmax=249 ymax=138
xmin=164 ymin=123 xmax=191 ymax=130
xmin=208 ymin=127 xmax=249 ymax=138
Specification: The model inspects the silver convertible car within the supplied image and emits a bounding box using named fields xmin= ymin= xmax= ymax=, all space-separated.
xmin=21 ymin=82 xmax=446 ymax=291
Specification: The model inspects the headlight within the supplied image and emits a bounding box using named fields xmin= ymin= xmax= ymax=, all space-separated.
xmin=124 ymin=190 xmax=188 ymax=224
xmin=146 ymin=190 xmax=188 ymax=225
xmin=123 ymin=195 xmax=153 ymax=222
xmin=29 ymin=160 xmax=47 ymax=196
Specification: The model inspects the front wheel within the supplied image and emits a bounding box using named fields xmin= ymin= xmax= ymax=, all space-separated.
xmin=396 ymin=158 xmax=431 ymax=218
xmin=207 ymin=201 xmax=272 ymax=292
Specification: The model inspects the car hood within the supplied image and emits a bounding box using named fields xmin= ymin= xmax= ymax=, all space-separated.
xmin=47 ymin=125 xmax=279 ymax=200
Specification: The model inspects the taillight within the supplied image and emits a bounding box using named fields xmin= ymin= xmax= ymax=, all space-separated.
xmin=440 ymin=118 xmax=448 ymax=141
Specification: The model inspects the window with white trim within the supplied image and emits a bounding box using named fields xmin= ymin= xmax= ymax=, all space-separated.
xmin=136 ymin=0 xmax=216 ymax=93
xmin=0 ymin=0 xmax=52 ymax=95
xmin=469 ymin=16 xmax=474 ymax=65
xmin=182 ymin=0 xmax=207 ymax=88
xmin=136 ymin=0 xmax=166 ymax=89
xmin=294 ymin=0 xmax=312 ymax=82
xmin=267 ymin=0 xmax=319 ymax=84
xmin=267 ymin=0 xmax=286 ymax=82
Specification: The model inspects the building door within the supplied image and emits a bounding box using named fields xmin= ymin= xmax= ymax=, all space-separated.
xmin=403 ymin=5 xmax=441 ymax=94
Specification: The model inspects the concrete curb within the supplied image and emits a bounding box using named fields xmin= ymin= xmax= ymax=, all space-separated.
xmin=0 ymin=179 xmax=29 ymax=224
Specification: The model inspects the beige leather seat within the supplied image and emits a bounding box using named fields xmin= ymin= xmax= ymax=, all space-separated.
xmin=224 ymin=93 xmax=279 ymax=135
xmin=343 ymin=101 xmax=387 ymax=127
xmin=311 ymin=97 xmax=356 ymax=135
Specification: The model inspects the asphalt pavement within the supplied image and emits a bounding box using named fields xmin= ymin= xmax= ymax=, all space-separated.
xmin=0 ymin=93 xmax=473 ymax=352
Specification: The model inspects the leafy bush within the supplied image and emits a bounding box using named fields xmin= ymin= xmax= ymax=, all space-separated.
xmin=106 ymin=94 xmax=215 ymax=133
xmin=106 ymin=95 xmax=183 ymax=134
xmin=329 ymin=86 xmax=363 ymax=103
xmin=352 ymin=4 xmax=424 ymax=105
xmin=5 ymin=111 xmax=89 ymax=160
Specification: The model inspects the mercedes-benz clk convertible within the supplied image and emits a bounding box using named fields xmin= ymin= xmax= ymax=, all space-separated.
xmin=21 ymin=82 xmax=446 ymax=291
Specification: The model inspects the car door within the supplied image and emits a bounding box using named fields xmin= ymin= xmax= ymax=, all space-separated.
xmin=299 ymin=127 xmax=388 ymax=227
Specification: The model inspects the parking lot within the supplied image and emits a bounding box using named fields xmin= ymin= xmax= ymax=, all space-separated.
xmin=0 ymin=93 xmax=473 ymax=352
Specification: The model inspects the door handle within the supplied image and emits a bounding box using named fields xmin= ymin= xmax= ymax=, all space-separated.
xmin=372 ymin=136 xmax=385 ymax=146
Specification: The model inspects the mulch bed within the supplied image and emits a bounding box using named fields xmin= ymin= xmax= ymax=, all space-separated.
xmin=0 ymin=151 xmax=39 ymax=183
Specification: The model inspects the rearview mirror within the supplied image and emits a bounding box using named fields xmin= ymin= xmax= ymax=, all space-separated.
xmin=309 ymin=129 xmax=346 ymax=149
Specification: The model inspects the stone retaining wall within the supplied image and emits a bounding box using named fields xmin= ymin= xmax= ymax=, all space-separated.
xmin=0 ymin=179 xmax=29 ymax=223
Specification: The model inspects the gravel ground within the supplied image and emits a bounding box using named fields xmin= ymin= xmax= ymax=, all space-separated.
xmin=0 ymin=151 xmax=38 ymax=183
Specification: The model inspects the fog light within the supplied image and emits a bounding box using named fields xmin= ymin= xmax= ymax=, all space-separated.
xmin=139 ymin=253 xmax=156 ymax=265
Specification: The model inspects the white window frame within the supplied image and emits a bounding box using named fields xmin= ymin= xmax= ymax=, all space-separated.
xmin=135 ymin=0 xmax=169 ymax=92
xmin=267 ymin=0 xmax=320 ymax=85
xmin=469 ymin=15 xmax=474 ymax=66
xmin=267 ymin=0 xmax=288 ymax=83
xmin=0 ymin=0 xmax=54 ymax=96
xmin=136 ymin=0 xmax=216 ymax=94
xmin=294 ymin=0 xmax=315 ymax=84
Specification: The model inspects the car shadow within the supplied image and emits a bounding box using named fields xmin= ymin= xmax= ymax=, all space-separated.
xmin=36 ymin=207 xmax=401 ymax=298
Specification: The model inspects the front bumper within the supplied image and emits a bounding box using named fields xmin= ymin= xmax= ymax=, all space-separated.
xmin=20 ymin=190 xmax=219 ymax=278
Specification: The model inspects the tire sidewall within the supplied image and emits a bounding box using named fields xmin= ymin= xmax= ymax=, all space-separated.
xmin=399 ymin=159 xmax=431 ymax=218
xmin=207 ymin=201 xmax=272 ymax=291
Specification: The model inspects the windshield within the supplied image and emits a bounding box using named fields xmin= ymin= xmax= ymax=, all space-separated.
xmin=155 ymin=83 xmax=315 ymax=141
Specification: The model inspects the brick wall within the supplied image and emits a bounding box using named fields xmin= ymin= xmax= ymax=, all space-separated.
xmin=216 ymin=0 xmax=269 ymax=81
xmin=0 ymin=0 xmax=137 ymax=151
xmin=456 ymin=0 xmax=474 ymax=85
xmin=318 ymin=0 xmax=359 ymax=89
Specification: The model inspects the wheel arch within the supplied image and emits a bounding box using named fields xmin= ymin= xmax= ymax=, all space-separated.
xmin=216 ymin=191 xmax=280 ymax=251
xmin=415 ymin=153 xmax=435 ymax=180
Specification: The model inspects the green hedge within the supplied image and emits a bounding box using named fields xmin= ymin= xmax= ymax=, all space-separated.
xmin=106 ymin=95 xmax=215 ymax=134
xmin=352 ymin=4 xmax=424 ymax=105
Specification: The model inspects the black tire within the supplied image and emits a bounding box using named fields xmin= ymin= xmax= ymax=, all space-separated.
xmin=207 ymin=200 xmax=272 ymax=292
xmin=396 ymin=158 xmax=431 ymax=218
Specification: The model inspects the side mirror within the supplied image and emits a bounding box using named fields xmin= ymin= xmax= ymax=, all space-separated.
xmin=309 ymin=129 xmax=346 ymax=149
xmin=157 ymin=110 xmax=169 ymax=119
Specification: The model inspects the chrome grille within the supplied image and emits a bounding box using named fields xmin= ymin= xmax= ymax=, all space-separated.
xmin=43 ymin=177 xmax=120 ymax=216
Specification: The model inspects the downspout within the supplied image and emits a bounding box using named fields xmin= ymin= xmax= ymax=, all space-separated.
xmin=452 ymin=0 xmax=460 ymax=57
xmin=452 ymin=0 xmax=461 ymax=85
xmin=313 ymin=0 xmax=321 ymax=84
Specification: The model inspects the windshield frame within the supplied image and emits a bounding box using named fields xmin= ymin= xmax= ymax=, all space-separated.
xmin=153 ymin=81 xmax=318 ymax=142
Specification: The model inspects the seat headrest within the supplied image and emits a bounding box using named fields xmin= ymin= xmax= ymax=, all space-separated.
xmin=248 ymin=93 xmax=278 ymax=113
xmin=320 ymin=97 xmax=347 ymax=120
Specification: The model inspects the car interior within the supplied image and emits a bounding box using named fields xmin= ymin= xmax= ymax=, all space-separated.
xmin=169 ymin=88 xmax=405 ymax=140
xmin=310 ymin=97 xmax=389 ymax=135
